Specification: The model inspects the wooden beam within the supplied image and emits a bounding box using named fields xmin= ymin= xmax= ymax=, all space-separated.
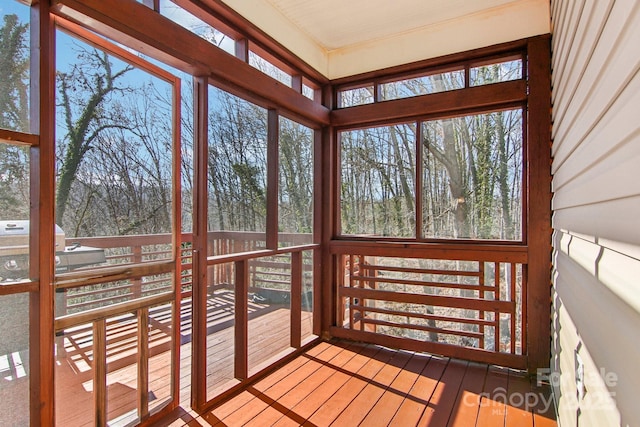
xmin=320 ymin=124 xmax=336 ymax=335
xmin=329 ymin=327 xmax=527 ymax=370
xmin=330 ymin=38 xmax=528 ymax=86
xmin=525 ymin=35 xmax=552 ymax=372
xmin=291 ymin=74 xmax=303 ymax=94
xmin=338 ymin=286 xmax=515 ymax=313
xmin=235 ymin=37 xmax=249 ymax=62
xmin=234 ymin=259 xmax=249 ymax=380
xmin=266 ymin=109 xmax=279 ymax=250
xmin=290 ymin=251 xmax=302 ymax=348
xmin=30 ymin=2 xmax=56 ymax=425
xmin=329 ymin=240 xmax=528 ymax=263
xmin=331 ymin=79 xmax=527 ymax=128
xmin=51 ymin=0 xmax=330 ymax=125
xmin=93 ymin=319 xmax=107 ymax=426
xmin=0 ymin=128 xmax=39 ymax=146
xmin=184 ymin=0 xmax=329 ymax=84
xmin=137 ymin=307 xmax=150 ymax=420
xmin=54 ymin=292 xmax=173 ymax=331
xmin=191 ymin=76 xmax=209 ymax=409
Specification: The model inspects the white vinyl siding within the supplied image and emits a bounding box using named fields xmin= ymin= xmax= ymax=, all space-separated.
xmin=550 ymin=0 xmax=640 ymax=426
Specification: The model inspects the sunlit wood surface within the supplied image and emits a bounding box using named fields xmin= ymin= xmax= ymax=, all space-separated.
xmin=53 ymin=290 xmax=313 ymax=426
xmin=157 ymin=340 xmax=557 ymax=427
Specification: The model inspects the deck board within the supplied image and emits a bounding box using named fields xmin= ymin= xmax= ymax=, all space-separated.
xmin=158 ymin=340 xmax=557 ymax=427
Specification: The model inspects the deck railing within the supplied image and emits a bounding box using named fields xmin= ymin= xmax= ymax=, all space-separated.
xmin=52 ymin=230 xmax=318 ymax=422
xmin=330 ymin=241 xmax=529 ymax=370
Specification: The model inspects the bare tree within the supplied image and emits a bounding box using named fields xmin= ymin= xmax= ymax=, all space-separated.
xmin=56 ymin=48 xmax=133 ymax=225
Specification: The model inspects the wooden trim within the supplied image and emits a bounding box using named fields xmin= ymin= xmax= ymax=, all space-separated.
xmin=291 ymin=74 xmax=303 ymax=94
xmin=51 ymin=0 xmax=330 ymax=125
xmin=30 ymin=2 xmax=57 ymax=425
xmin=290 ymin=251 xmax=302 ymax=348
xmin=94 ymin=319 xmax=107 ymax=426
xmin=525 ymin=35 xmax=552 ymax=371
xmin=141 ymin=0 xmax=159 ymax=12
xmin=54 ymin=292 xmax=174 ymax=330
xmin=415 ymin=123 xmax=423 ymax=240
xmin=266 ymin=109 xmax=279 ymax=250
xmin=170 ymin=46 xmax=183 ymax=417
xmin=191 ymin=76 xmax=209 ymax=409
xmin=313 ymin=128 xmax=322 ymax=245
xmin=329 ymin=327 xmax=527 ymax=369
xmin=329 ymin=240 xmax=528 ymax=263
xmin=354 ymin=304 xmax=495 ymax=327
xmin=55 ymin=17 xmax=177 ymax=84
xmin=331 ymin=79 xmax=527 ymax=128
xmin=320 ymin=125 xmax=335 ymax=335
xmin=234 ymin=259 xmax=249 ymax=380
xmin=330 ymin=38 xmax=530 ymax=86
xmin=338 ymin=287 xmax=515 ymax=313
xmin=0 ymin=281 xmax=38 ymax=295
xmin=0 ymin=129 xmax=39 ymax=146
xmin=54 ymin=259 xmax=175 ymax=289
xmin=137 ymin=307 xmax=150 ymax=420
xmin=235 ymin=37 xmax=249 ymax=62
xmin=183 ymin=0 xmax=329 ymax=84
xmin=204 ymin=244 xmax=320 ymax=265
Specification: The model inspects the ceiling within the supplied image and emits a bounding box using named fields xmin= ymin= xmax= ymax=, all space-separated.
xmin=219 ymin=0 xmax=550 ymax=79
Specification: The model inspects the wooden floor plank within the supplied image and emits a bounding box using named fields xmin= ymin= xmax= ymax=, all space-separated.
xmin=476 ymin=365 xmax=510 ymax=427
xmin=217 ymin=342 xmax=359 ymax=425
xmin=258 ymin=342 xmax=364 ymax=420
xmin=505 ymin=369 xmax=535 ymax=427
xmin=359 ymin=351 xmax=430 ymax=426
xmin=447 ymin=361 xmax=488 ymax=427
xmin=303 ymin=345 xmax=392 ymax=426
xmin=417 ymin=358 xmax=469 ymax=427
xmin=270 ymin=344 xmax=379 ymax=425
xmin=389 ymin=355 xmax=448 ymax=426
xmin=329 ymin=348 xmax=414 ymax=425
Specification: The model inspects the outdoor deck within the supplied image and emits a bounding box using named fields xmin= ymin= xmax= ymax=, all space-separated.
xmin=50 ymin=284 xmax=556 ymax=427
xmin=54 ymin=289 xmax=314 ymax=426
xmin=158 ymin=340 xmax=557 ymax=427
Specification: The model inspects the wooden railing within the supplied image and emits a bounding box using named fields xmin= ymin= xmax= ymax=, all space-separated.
xmin=52 ymin=230 xmax=319 ymax=419
xmin=330 ymin=241 xmax=528 ymax=369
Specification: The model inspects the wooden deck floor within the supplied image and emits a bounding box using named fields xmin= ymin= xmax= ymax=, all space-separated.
xmin=54 ymin=289 xmax=314 ymax=426
xmin=158 ymin=340 xmax=557 ymax=427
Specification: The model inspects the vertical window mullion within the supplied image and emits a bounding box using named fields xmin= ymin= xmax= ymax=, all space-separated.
xmin=266 ymin=109 xmax=279 ymax=250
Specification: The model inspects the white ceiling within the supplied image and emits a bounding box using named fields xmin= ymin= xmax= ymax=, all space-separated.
xmin=262 ymin=0 xmax=520 ymax=51
xmin=220 ymin=0 xmax=550 ymax=79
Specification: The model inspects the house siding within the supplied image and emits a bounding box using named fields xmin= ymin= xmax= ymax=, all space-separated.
xmin=550 ymin=0 xmax=640 ymax=426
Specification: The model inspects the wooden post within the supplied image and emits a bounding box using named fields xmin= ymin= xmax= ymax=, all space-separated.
xmin=93 ymin=320 xmax=107 ymax=426
xmin=190 ymin=76 xmax=209 ymax=409
xmin=526 ymin=35 xmax=552 ymax=372
xmin=132 ymin=244 xmax=142 ymax=298
xmin=291 ymin=251 xmax=302 ymax=348
xmin=234 ymin=259 xmax=249 ymax=380
xmin=30 ymin=2 xmax=57 ymax=425
xmin=266 ymin=109 xmax=279 ymax=250
xmin=137 ymin=307 xmax=150 ymax=420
